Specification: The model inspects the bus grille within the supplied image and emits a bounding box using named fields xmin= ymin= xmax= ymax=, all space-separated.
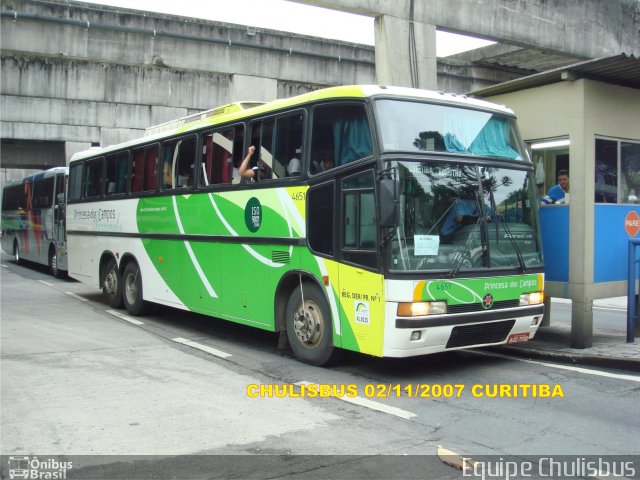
xmin=447 ymin=299 xmax=519 ymax=314
xmin=446 ymin=320 xmax=515 ymax=348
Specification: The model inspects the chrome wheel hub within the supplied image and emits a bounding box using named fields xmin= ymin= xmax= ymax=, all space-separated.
xmin=104 ymin=269 xmax=117 ymax=295
xmin=125 ymin=273 xmax=137 ymax=304
xmin=293 ymin=301 xmax=323 ymax=346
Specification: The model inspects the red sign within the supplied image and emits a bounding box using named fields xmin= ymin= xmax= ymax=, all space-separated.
xmin=625 ymin=211 xmax=640 ymax=237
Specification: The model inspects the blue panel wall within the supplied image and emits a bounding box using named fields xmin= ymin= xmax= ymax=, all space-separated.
xmin=539 ymin=205 xmax=569 ymax=282
xmin=594 ymin=205 xmax=640 ymax=283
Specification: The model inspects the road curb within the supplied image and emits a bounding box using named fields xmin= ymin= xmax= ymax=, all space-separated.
xmin=486 ymin=346 xmax=640 ymax=373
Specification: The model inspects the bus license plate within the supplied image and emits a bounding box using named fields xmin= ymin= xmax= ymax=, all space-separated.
xmin=507 ymin=333 xmax=530 ymax=344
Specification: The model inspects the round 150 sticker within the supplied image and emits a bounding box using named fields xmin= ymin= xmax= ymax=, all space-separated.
xmin=245 ymin=197 xmax=262 ymax=232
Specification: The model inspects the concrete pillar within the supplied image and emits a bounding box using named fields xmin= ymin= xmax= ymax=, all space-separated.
xmin=541 ymin=294 xmax=552 ymax=327
xmin=567 ymin=90 xmax=593 ymax=348
xmin=374 ymin=15 xmax=437 ymax=89
xmin=230 ymin=75 xmax=278 ymax=103
xmin=571 ymin=295 xmax=594 ymax=348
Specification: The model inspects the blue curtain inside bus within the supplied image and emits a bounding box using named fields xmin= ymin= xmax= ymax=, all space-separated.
xmin=468 ymin=117 xmax=521 ymax=159
xmin=333 ymin=116 xmax=373 ymax=166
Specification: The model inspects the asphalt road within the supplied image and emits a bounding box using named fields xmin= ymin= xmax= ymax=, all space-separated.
xmin=2 ymin=255 xmax=639 ymax=479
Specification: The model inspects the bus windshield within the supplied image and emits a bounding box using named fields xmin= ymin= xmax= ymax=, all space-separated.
xmin=387 ymin=160 xmax=543 ymax=273
xmin=376 ymin=99 xmax=527 ymax=160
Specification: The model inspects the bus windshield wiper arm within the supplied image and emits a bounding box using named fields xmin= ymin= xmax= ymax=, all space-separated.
xmin=447 ymin=217 xmax=483 ymax=279
xmin=494 ymin=214 xmax=527 ymax=274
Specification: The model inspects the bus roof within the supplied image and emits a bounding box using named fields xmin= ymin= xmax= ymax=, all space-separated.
xmin=3 ymin=167 xmax=69 ymax=186
xmin=69 ymin=85 xmax=515 ymax=163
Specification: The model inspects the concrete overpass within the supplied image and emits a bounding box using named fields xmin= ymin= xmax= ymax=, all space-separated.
xmin=292 ymin=0 xmax=640 ymax=89
xmin=1 ymin=0 xmax=377 ymax=174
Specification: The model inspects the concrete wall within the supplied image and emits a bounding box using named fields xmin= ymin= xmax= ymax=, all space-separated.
xmin=0 ymin=0 xmax=376 ymax=173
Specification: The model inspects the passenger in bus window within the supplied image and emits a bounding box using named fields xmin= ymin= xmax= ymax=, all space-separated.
xmin=286 ymin=148 xmax=302 ymax=176
xmin=312 ymin=150 xmax=335 ymax=173
xmin=321 ymin=154 xmax=335 ymax=171
xmin=238 ymin=145 xmax=264 ymax=182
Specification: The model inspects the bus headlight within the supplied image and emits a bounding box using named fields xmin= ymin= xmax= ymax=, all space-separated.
xmin=520 ymin=292 xmax=544 ymax=306
xmin=397 ymin=301 xmax=447 ymax=317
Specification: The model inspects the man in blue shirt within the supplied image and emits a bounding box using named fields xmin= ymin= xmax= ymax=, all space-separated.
xmin=541 ymin=169 xmax=569 ymax=205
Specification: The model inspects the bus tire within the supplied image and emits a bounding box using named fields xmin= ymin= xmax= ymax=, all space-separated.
xmin=122 ymin=262 xmax=148 ymax=316
xmin=102 ymin=258 xmax=123 ymax=308
xmin=285 ymin=283 xmax=339 ymax=366
xmin=49 ymin=245 xmax=65 ymax=279
xmin=13 ymin=240 xmax=21 ymax=265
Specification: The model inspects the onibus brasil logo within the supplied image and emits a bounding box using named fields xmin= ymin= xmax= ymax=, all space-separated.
xmin=7 ymin=456 xmax=73 ymax=479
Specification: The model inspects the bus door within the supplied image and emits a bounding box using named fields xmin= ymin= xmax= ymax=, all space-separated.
xmin=54 ymin=173 xmax=66 ymax=245
xmin=336 ymin=170 xmax=385 ymax=357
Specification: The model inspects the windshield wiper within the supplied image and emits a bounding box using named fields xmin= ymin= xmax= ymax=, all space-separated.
xmin=484 ymin=182 xmax=527 ymax=274
xmin=447 ymin=217 xmax=483 ymax=278
xmin=493 ymin=213 xmax=528 ymax=274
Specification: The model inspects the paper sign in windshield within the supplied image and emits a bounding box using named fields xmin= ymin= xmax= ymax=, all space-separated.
xmin=414 ymin=235 xmax=439 ymax=256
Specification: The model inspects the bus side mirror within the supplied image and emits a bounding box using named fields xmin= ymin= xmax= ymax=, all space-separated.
xmin=379 ymin=178 xmax=397 ymax=228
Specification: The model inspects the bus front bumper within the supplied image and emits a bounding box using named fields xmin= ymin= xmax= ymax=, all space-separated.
xmin=382 ymin=303 xmax=544 ymax=358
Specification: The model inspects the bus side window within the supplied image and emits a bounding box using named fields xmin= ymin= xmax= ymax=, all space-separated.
xmin=259 ymin=120 xmax=274 ymax=181
xmin=33 ymin=177 xmax=54 ymax=207
xmin=231 ymin=126 xmax=244 ymax=179
xmin=200 ymin=127 xmax=237 ymax=187
xmin=131 ymin=146 xmax=159 ymax=193
xmin=84 ymin=157 xmax=104 ymax=199
xmin=106 ymin=152 xmax=129 ymax=195
xmin=145 ymin=146 xmax=159 ymax=191
xmin=162 ymin=137 xmax=196 ymax=190
xmin=68 ymin=163 xmax=83 ymax=201
xmin=131 ymin=149 xmax=145 ymax=193
xmin=342 ymin=171 xmax=377 ymax=269
xmin=311 ymin=104 xmax=372 ymax=174
xmin=308 ymin=182 xmax=335 ymax=256
xmin=274 ymin=113 xmax=304 ymax=178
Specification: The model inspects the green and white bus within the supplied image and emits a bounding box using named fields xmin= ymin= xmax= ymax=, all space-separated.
xmin=2 ymin=167 xmax=68 ymax=277
xmin=67 ymin=85 xmax=544 ymax=365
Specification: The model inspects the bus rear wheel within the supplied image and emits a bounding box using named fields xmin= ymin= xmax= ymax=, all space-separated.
xmin=122 ymin=262 xmax=148 ymax=316
xmin=13 ymin=241 xmax=21 ymax=264
xmin=285 ymin=283 xmax=339 ymax=366
xmin=102 ymin=258 xmax=123 ymax=308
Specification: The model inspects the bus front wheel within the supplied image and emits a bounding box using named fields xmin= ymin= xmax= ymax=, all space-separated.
xmin=285 ymin=283 xmax=338 ymax=366
xmin=102 ymin=258 xmax=123 ymax=308
xmin=122 ymin=262 xmax=148 ymax=316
